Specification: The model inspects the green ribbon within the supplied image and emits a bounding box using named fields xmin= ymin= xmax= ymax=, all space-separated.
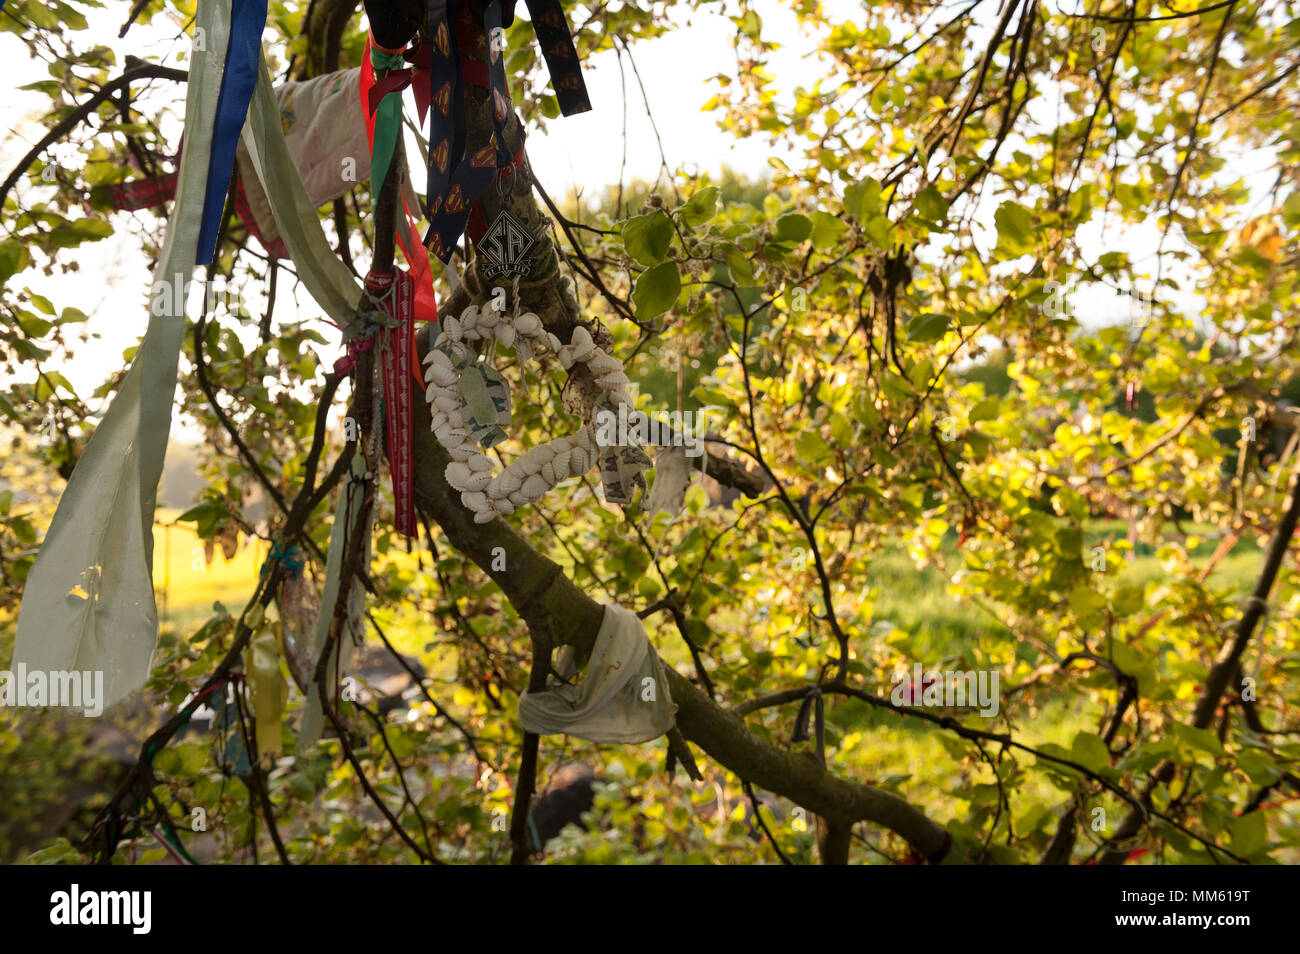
xmin=369 ymin=47 xmax=407 ymax=203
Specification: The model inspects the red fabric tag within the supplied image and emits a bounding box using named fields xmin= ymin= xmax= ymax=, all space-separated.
xmin=369 ymin=269 xmax=418 ymax=538
xmin=102 ymin=171 xmax=179 ymax=211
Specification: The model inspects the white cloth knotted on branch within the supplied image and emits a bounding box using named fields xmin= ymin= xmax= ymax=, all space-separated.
xmin=518 ymin=604 xmax=678 ymax=744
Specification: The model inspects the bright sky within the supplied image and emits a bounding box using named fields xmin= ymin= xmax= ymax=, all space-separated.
xmin=0 ymin=0 xmax=1274 ymax=421
xmin=0 ymin=1 xmax=860 ymax=413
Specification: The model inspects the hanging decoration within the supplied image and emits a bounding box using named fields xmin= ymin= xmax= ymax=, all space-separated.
xmin=424 ymin=286 xmax=650 ymax=523
xmin=368 ymin=269 xmax=421 ymax=538
xmin=195 ymin=0 xmax=270 ymax=264
xmin=359 ymin=0 xmax=591 ymax=263
xmin=12 ymin=0 xmax=287 ymax=709
xmin=518 ymin=603 xmax=678 ymax=744
xmin=244 ymin=603 xmax=288 ymax=759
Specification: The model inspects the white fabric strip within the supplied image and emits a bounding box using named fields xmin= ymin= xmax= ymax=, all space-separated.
xmin=13 ymin=0 xmax=233 ymax=709
xmin=240 ymin=54 xmax=363 ymax=326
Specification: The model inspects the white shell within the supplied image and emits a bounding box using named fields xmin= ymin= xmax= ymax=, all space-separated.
xmin=509 ymin=489 xmax=528 ymax=506
xmin=462 ymin=470 xmax=492 ymax=492
xmin=500 ymin=469 xmax=523 ymax=495
xmin=473 ymin=509 xmax=496 ymax=524
xmin=569 ymin=447 xmax=590 ymax=473
xmin=546 ymin=333 xmax=562 ymax=353
xmin=516 ymin=448 xmax=545 ymax=476
xmin=468 ymin=454 xmax=494 ymax=472
xmin=434 ymin=394 xmax=460 ymax=414
xmin=570 ymin=326 xmax=596 ymax=361
xmin=498 ymin=324 xmax=516 ymax=348
xmin=494 ymin=498 xmax=515 ymax=515
xmin=541 ymin=460 xmax=556 ymax=484
xmin=446 ymin=461 xmax=474 ymax=490
xmin=597 ymin=371 xmax=630 ymax=388
xmin=522 ymin=474 xmax=549 ymax=501
xmin=461 ymin=491 xmax=487 ymax=512
xmin=558 ymin=347 xmax=574 ymax=370
xmin=515 ymin=313 xmax=542 ymax=336
xmin=552 ymin=449 xmax=572 ymax=479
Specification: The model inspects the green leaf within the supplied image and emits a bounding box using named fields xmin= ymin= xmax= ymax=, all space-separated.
xmin=863 ymin=214 xmax=894 ymax=248
xmin=795 ymin=430 xmax=831 ymax=463
xmin=914 ymin=186 xmax=948 ymax=222
xmin=1070 ymin=732 xmax=1111 ymax=772
xmin=1067 ymin=584 xmax=1105 ymax=616
xmin=774 ymin=213 xmax=812 ymax=244
xmin=632 ymin=262 xmax=681 ymax=319
xmin=17 ymin=312 xmax=53 ymax=338
xmin=680 ymin=186 xmax=720 ymax=227
xmin=622 ymin=211 xmax=674 ymax=266
xmin=994 ymin=201 xmax=1034 ymax=255
xmin=906 ymin=313 xmax=950 ymax=342
xmin=844 ymin=178 xmax=881 ymax=221
xmin=809 ymin=211 xmax=846 ymax=250
xmin=27 ymin=293 xmax=55 ymax=316
xmin=11 ymin=515 xmax=37 ymax=544
xmin=1169 ymin=722 xmax=1225 ymax=758
xmin=1230 ymin=811 xmax=1266 ymax=856
xmin=723 ymin=243 xmax=756 ymax=285
xmin=969 ymin=397 xmax=999 ymax=423
xmin=0 ymin=241 xmax=31 ymax=282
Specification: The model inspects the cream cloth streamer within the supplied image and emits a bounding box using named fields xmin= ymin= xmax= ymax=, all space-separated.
xmin=519 ymin=604 xmax=677 ymax=744
xmin=13 ymin=0 xmax=234 ymax=709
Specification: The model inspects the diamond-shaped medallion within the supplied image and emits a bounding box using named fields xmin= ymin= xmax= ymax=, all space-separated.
xmin=478 ymin=208 xmax=536 ymax=280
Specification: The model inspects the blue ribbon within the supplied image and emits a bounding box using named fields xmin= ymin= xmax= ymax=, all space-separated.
xmin=262 ymin=540 xmax=304 ymax=576
xmin=195 ymin=0 xmax=269 ymax=265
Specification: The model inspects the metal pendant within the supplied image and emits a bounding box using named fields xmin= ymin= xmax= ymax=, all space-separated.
xmin=478 ymin=207 xmax=537 ymax=280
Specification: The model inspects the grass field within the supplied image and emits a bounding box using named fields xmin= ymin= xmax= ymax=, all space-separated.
xmin=151 ymin=509 xmax=1264 ymax=855
xmin=151 ymin=509 xmax=264 ymax=631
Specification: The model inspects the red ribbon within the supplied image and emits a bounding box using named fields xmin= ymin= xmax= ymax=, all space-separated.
xmin=366 ymin=43 xmax=434 ymax=126
xmin=368 ymin=268 xmax=418 ymax=538
xmin=330 ymin=334 xmax=374 ymax=376
xmin=359 ymin=36 xmax=440 ymax=325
